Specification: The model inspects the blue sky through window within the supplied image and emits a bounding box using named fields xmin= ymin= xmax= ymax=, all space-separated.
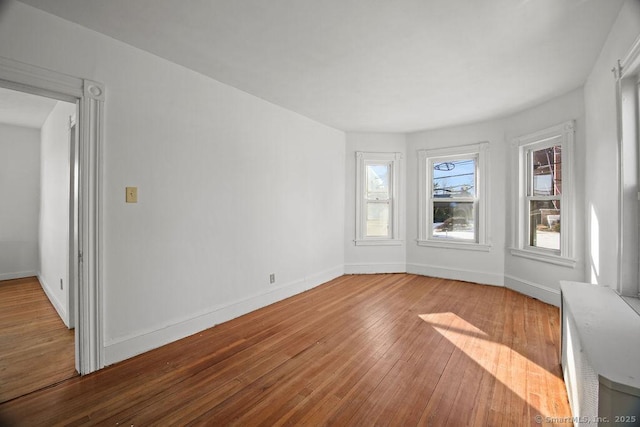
xmin=433 ymin=159 xmax=475 ymax=197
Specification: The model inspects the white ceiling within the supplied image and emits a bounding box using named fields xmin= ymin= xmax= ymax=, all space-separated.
xmin=0 ymin=87 xmax=58 ymax=129
xmin=18 ymin=0 xmax=625 ymax=133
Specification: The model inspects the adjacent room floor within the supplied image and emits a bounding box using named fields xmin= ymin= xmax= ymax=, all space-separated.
xmin=0 ymin=277 xmax=77 ymax=404
xmin=0 ymin=274 xmax=571 ymax=426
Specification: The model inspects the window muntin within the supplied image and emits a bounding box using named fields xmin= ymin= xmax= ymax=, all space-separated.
xmin=613 ymin=31 xmax=640 ymax=294
xmin=511 ymin=121 xmax=575 ymax=266
xmin=365 ymin=162 xmax=391 ymax=237
xmin=530 ymin=145 xmax=562 ymax=196
xmin=355 ymin=152 xmax=401 ymax=245
xmin=430 ymin=156 xmax=478 ymax=242
xmin=527 ymin=143 xmax=562 ymax=252
xmin=417 ymin=143 xmax=489 ymax=250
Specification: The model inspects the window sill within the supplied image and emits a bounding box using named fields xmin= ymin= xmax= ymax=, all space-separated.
xmin=416 ymin=239 xmax=491 ymax=252
xmin=354 ymin=239 xmax=403 ymax=246
xmin=622 ymin=296 xmax=640 ymax=316
xmin=510 ymin=248 xmax=576 ymax=268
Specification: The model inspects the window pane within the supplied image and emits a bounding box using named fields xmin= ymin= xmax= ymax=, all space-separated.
xmin=367 ymin=202 xmax=389 ymax=237
xmin=531 ymin=146 xmax=562 ymax=196
xmin=366 ymin=164 xmax=389 ymax=200
xmin=529 ymin=200 xmax=560 ymax=250
xmin=433 ymin=158 xmax=476 ymax=198
xmin=432 ymin=201 xmax=475 ymax=241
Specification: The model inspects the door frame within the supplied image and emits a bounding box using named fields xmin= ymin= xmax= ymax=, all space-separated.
xmin=0 ymin=55 xmax=105 ymax=374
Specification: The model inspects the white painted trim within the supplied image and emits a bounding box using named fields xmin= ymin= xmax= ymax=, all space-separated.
xmin=417 ymin=149 xmax=428 ymax=241
xmin=614 ymin=40 xmax=640 ymax=297
xmin=417 ymin=142 xmax=490 ymax=247
xmin=0 ymin=56 xmax=104 ymax=375
xmin=0 ymin=56 xmax=81 ymax=101
xmin=67 ymin=114 xmax=78 ymax=330
xmin=406 ymin=262 xmax=503 ymax=287
xmin=104 ymin=265 xmax=344 ymax=366
xmin=78 ymin=79 xmax=105 ymax=374
xmin=417 ymin=142 xmax=488 ymax=158
xmin=38 ymin=274 xmax=70 ymax=328
xmin=354 ymin=239 xmax=403 ymax=246
xmin=622 ymin=296 xmax=640 ymax=316
xmin=509 ymin=248 xmax=577 ymax=268
xmin=504 ymin=274 xmax=560 ymax=307
xmin=301 ymin=266 xmax=345 ymax=290
xmin=0 ymin=271 xmax=37 ymax=281
xmin=512 ymin=121 xmax=575 ymax=262
xmin=416 ymin=240 xmax=491 ymax=252
xmin=620 ymin=34 xmax=640 ymax=79
xmin=355 ymin=151 xmax=402 ymax=244
xmin=344 ymin=263 xmax=406 ymax=274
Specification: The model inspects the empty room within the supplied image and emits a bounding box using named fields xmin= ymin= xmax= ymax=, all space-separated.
xmin=0 ymin=0 xmax=639 ymax=425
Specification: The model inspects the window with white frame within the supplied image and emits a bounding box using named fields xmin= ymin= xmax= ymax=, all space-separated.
xmin=613 ymin=36 xmax=640 ymax=295
xmin=355 ymin=152 xmax=401 ymax=245
xmin=417 ymin=142 xmax=490 ymax=250
xmin=511 ymin=121 xmax=575 ymax=266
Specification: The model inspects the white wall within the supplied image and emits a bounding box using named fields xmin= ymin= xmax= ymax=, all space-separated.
xmin=406 ymin=120 xmax=507 ymax=287
xmin=3 ymin=0 xmax=637 ymax=369
xmin=0 ymin=1 xmax=346 ymax=365
xmin=0 ymin=123 xmax=40 ymax=280
xmin=403 ymin=88 xmax=586 ymax=305
xmin=346 ymin=7 xmax=637 ymax=309
xmin=39 ymin=100 xmax=75 ymax=327
xmin=503 ymin=88 xmax=586 ymax=305
xmin=584 ymin=0 xmax=640 ymax=290
xmin=344 ymin=133 xmax=407 ymax=273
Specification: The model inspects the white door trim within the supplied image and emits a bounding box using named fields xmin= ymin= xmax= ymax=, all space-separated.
xmin=0 ymin=55 xmax=105 ymax=374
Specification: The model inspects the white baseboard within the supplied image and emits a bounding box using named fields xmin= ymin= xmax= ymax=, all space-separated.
xmin=0 ymin=271 xmax=36 ymax=281
xmin=406 ymin=262 xmax=504 ymax=287
xmin=103 ymin=265 xmax=344 ymax=366
xmin=101 ymin=264 xmax=561 ymax=366
xmin=344 ymin=262 xmax=406 ymax=274
xmin=504 ymin=274 xmax=560 ymax=307
xmin=37 ymin=274 xmax=70 ymax=328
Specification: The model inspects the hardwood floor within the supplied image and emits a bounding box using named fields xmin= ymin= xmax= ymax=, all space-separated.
xmin=0 ymin=274 xmax=571 ymax=426
xmin=0 ymin=277 xmax=77 ymax=404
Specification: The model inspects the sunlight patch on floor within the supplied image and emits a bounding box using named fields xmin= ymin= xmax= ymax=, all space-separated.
xmin=419 ymin=311 xmax=565 ymax=421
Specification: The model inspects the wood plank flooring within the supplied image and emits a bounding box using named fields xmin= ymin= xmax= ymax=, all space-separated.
xmin=0 ymin=277 xmax=77 ymax=404
xmin=0 ymin=274 xmax=571 ymax=426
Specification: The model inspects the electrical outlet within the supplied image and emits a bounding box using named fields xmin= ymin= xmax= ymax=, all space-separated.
xmin=269 ymin=273 xmax=275 ymax=284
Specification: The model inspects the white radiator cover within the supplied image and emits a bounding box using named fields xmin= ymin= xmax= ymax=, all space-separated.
xmin=562 ymin=308 xmax=602 ymax=425
xmin=560 ymin=281 xmax=640 ymax=426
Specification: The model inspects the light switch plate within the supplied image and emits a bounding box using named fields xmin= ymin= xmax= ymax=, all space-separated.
xmin=126 ymin=187 xmax=138 ymax=203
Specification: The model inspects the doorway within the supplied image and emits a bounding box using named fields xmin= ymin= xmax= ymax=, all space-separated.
xmin=0 ymin=87 xmax=78 ymax=401
xmin=0 ymin=56 xmax=105 ymax=376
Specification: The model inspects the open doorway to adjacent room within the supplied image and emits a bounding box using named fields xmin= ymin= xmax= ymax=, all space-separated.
xmin=0 ymin=87 xmax=79 ymax=402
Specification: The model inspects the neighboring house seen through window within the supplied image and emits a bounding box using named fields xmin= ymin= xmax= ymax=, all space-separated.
xmin=511 ymin=121 xmax=575 ymax=267
xmin=527 ymin=144 xmax=563 ymax=251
